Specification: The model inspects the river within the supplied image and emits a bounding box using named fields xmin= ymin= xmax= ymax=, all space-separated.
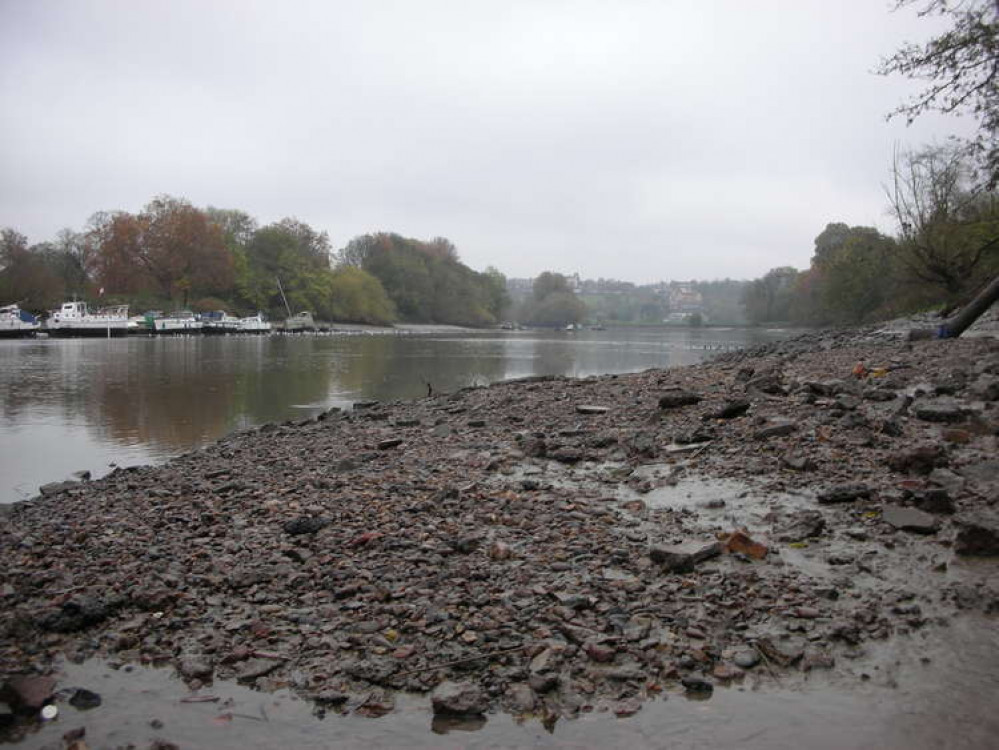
xmin=0 ymin=326 xmax=791 ymax=505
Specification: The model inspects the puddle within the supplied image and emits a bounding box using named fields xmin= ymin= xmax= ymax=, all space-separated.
xmin=9 ymin=614 xmax=999 ymax=750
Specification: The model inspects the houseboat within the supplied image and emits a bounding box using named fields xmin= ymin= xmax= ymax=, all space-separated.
xmin=46 ymin=301 xmax=130 ymax=337
xmin=153 ymin=310 xmax=202 ymax=334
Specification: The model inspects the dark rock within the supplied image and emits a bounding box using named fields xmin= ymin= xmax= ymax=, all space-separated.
xmin=704 ymin=399 xmax=750 ymax=420
xmin=658 ymin=389 xmax=702 ymax=409
xmin=887 ymin=445 xmax=948 ymax=475
xmin=680 ymin=673 xmax=714 ymax=693
xmin=913 ymin=488 xmax=956 ymax=515
xmin=954 ymin=516 xmax=999 ymax=556
xmin=754 ymin=420 xmax=797 ymax=440
xmin=970 ymin=374 xmax=999 ymax=401
xmin=282 ymin=517 xmax=331 ymax=536
xmin=882 ymin=506 xmax=939 ymax=534
xmin=39 ymin=480 xmax=78 ymax=497
xmin=37 ymin=597 xmax=111 ymax=633
xmin=550 ymin=447 xmax=584 ymax=463
xmin=5 ymin=675 xmax=56 ymax=710
xmin=527 ymin=672 xmax=560 ymax=693
xmin=576 ymin=404 xmax=609 ymax=415
xmin=649 ymin=541 xmax=723 ymax=573
xmin=817 ymin=483 xmax=871 ymax=504
xmin=68 ymin=688 xmax=102 ymax=710
xmin=377 ymin=438 xmax=404 ymax=450
xmin=913 ymin=399 xmax=967 ymax=423
xmin=431 ymin=681 xmax=487 ymax=716
xmin=745 ymin=374 xmax=784 ymax=395
xmin=352 ymin=400 xmax=379 ymax=409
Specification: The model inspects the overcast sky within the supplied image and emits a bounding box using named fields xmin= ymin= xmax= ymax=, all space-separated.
xmin=0 ymin=0 xmax=973 ymax=283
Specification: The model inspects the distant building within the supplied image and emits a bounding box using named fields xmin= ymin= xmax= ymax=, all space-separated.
xmin=668 ymin=284 xmax=703 ymax=314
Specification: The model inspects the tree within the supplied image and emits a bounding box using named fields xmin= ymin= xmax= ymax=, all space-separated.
xmin=888 ymin=144 xmax=999 ymax=301
xmin=522 ymin=272 xmax=586 ymax=326
xmin=741 ymin=267 xmax=800 ymax=324
xmin=879 ymin=0 xmax=999 ymax=188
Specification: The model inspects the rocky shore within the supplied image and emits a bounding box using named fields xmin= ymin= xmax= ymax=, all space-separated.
xmin=2 ymin=321 xmax=998 ymax=742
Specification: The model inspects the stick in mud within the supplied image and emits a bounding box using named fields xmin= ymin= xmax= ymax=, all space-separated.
xmin=393 ymin=643 xmax=529 ymax=678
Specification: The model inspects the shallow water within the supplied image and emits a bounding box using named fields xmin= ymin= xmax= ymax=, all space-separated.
xmin=0 ymin=327 xmax=789 ymax=504
xmin=10 ymin=613 xmax=998 ymax=750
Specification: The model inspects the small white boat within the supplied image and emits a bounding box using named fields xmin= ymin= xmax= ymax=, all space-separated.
xmin=46 ymin=300 xmax=129 ymax=337
xmin=0 ymin=303 xmax=41 ymax=338
xmin=153 ymin=310 xmax=202 ymax=334
xmin=239 ymin=312 xmax=272 ymax=334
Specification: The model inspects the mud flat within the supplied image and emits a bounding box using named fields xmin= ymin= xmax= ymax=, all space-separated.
xmin=2 ymin=323 xmax=998 ymax=747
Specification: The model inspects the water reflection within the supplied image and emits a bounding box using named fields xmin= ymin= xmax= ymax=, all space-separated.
xmin=0 ymin=327 xmax=789 ymax=502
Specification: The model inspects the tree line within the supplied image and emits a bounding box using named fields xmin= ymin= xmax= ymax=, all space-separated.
xmin=0 ymin=198 xmax=516 ymax=327
xmin=743 ymin=144 xmax=999 ymax=326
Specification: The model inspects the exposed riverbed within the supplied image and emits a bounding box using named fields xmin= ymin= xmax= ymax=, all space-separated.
xmin=2 ymin=322 xmax=998 ymax=748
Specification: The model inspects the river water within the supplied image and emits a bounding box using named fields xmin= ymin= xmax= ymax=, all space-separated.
xmin=0 ymin=327 xmax=789 ymax=505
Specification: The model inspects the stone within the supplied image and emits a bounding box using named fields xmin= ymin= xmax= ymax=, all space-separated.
xmin=177 ymin=656 xmax=214 ymax=681
xmin=817 ymin=483 xmax=871 ymax=504
xmin=432 ymin=681 xmax=487 ymax=716
xmin=778 ymin=510 xmax=826 ymax=541
xmin=237 ymin=659 xmax=282 ymax=682
xmin=38 ymin=480 xmax=78 ymax=497
xmin=954 ymin=516 xmax=999 ymax=556
xmin=882 ymin=506 xmax=939 ymax=534
xmin=576 ymin=404 xmax=609 ymax=415
xmin=913 ymin=400 xmax=966 ymax=423
xmin=887 ymin=445 xmax=948 ymax=475
xmin=282 ymin=516 xmax=330 ymax=536
xmin=781 ymin=452 xmax=815 ymax=471
xmin=913 ymin=489 xmax=956 ymax=515
xmin=970 ymin=374 xmax=999 ymax=401
xmin=733 ymin=650 xmax=760 ymax=669
xmin=658 ymin=389 xmax=702 ymax=409
xmin=704 ymin=399 xmax=750 ymax=420
xmin=37 ymin=597 xmax=111 ymax=633
xmin=507 ymin=683 xmax=536 ymax=712
xmin=649 ymin=541 xmax=723 ymax=573
xmin=754 ymin=420 xmax=797 ymax=440
xmin=68 ymin=688 xmax=102 ymax=710
xmin=5 ymin=675 xmax=56 ymax=710
xmin=723 ymin=530 xmax=768 ymax=559
xmin=377 ymin=438 xmax=404 ymax=450
xmin=680 ymin=673 xmax=713 ymax=693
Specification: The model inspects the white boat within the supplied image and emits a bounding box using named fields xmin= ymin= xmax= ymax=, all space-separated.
xmin=239 ymin=312 xmax=272 ymax=334
xmin=0 ymin=303 xmax=41 ymax=338
xmin=46 ymin=301 xmax=129 ymax=337
xmin=200 ymin=310 xmax=242 ymax=334
xmin=153 ymin=310 xmax=202 ymax=334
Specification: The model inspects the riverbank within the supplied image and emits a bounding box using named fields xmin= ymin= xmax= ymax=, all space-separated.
xmin=1 ymin=320 xmax=998 ymax=746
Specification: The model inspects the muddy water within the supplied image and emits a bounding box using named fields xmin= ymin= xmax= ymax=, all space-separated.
xmin=12 ymin=615 xmax=998 ymax=750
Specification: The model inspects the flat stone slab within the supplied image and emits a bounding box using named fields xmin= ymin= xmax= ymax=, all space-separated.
xmin=575 ymin=404 xmax=610 ymax=414
xmin=882 ymin=505 xmax=939 ymax=534
xmin=649 ymin=541 xmax=723 ymax=573
xmin=817 ymin=483 xmax=871 ymax=504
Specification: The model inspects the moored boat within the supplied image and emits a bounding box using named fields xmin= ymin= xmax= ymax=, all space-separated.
xmin=46 ymin=301 xmax=129 ymax=337
xmin=153 ymin=310 xmax=202 ymax=334
xmin=200 ymin=310 xmax=242 ymax=334
xmin=0 ymin=303 xmax=41 ymax=338
xmin=284 ymin=311 xmax=317 ymax=332
xmin=239 ymin=312 xmax=272 ymax=334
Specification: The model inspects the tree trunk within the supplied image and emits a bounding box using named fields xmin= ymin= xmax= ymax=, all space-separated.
xmin=939 ymin=274 xmax=999 ymax=338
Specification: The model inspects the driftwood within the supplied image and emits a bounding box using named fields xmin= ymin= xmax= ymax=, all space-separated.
xmin=908 ymin=273 xmax=999 ymax=340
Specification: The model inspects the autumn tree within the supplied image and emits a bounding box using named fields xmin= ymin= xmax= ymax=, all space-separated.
xmin=879 ymin=0 xmax=999 ymax=188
